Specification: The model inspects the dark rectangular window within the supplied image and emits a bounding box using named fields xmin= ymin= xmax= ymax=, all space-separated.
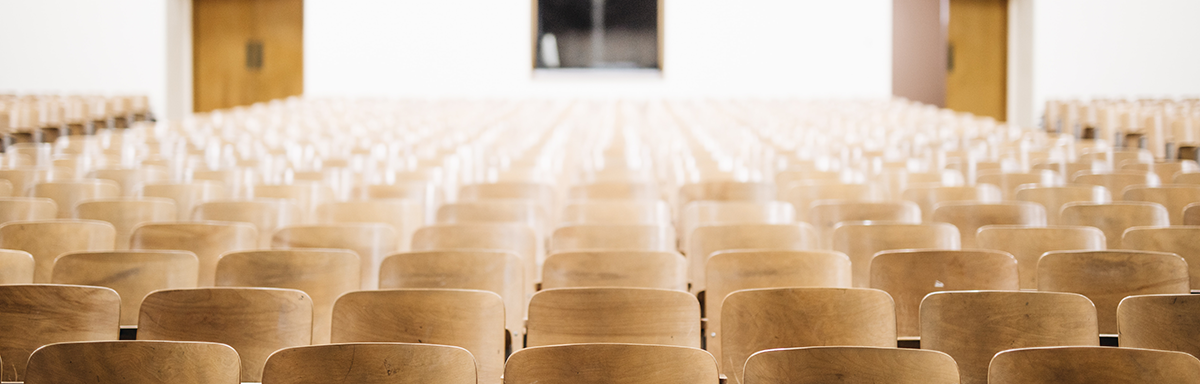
xmin=535 ymin=0 xmax=659 ymax=69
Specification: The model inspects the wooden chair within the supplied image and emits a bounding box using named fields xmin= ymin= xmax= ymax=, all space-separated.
xmin=1123 ymin=160 xmax=1199 ymax=186
xmin=679 ymin=181 xmax=775 ymax=210
xmin=1123 ymin=227 xmax=1200 ymax=289
xmin=742 ymin=346 xmax=959 ymax=384
xmin=550 ymin=224 xmax=674 ymax=252
xmin=686 ymin=223 xmax=818 ymax=294
xmin=527 ymin=287 xmax=700 ymax=348
xmin=252 ymin=182 xmax=332 ymax=223
xmin=411 ymin=223 xmax=539 ymax=294
xmin=976 ymin=225 xmax=1106 ymax=289
xmin=272 ymin=224 xmax=399 ymax=289
xmin=315 ymin=199 xmax=423 ymax=251
xmin=460 ymin=181 xmax=555 ymax=210
xmin=143 ymin=181 xmax=226 ymax=220
xmin=1014 ymin=184 xmax=1111 ymax=225
xmin=0 ymin=167 xmax=51 ymax=196
xmin=331 ymin=289 xmax=505 ymax=384
xmin=542 ymin=250 xmax=686 ymax=290
xmin=871 ymin=249 xmax=1019 ymax=337
xmin=88 ymin=167 xmax=167 ymax=197
xmin=504 ymin=343 xmax=718 ymax=384
xmin=988 ymin=346 xmax=1200 ymax=384
xmin=1175 ymin=172 xmax=1200 ymax=185
xmin=903 ymin=184 xmax=1002 ymax=221
xmin=436 ymin=200 xmax=547 ymax=233
xmin=138 ymin=287 xmax=313 ymax=382
xmin=215 ymin=249 xmax=360 ymax=344
xmin=192 ymin=199 xmax=302 ymax=247
xmin=0 ymin=249 xmax=34 ymax=284
xmin=560 ymin=200 xmax=670 ymax=225
xmin=1124 ymin=185 xmax=1200 ymax=224
xmin=0 ymin=197 xmax=57 ymax=224
xmin=781 ymin=182 xmax=882 ymax=219
xmin=830 ymin=222 xmax=960 ymax=288
xmin=130 ymin=222 xmax=257 ymax=287
xmin=567 ymin=181 xmax=660 ymax=200
xmin=919 ymin=291 xmax=1099 ymax=384
xmin=1038 ymin=250 xmax=1189 ymax=334
xmin=721 ymin=287 xmax=896 ymax=382
xmin=379 ymin=250 xmax=524 ymax=343
xmin=0 ymin=219 xmax=116 ymax=282
xmin=705 ymin=250 xmax=852 ymax=366
xmin=678 ymin=201 xmax=795 ymax=247
xmin=977 ymin=170 xmax=1061 ymax=199
xmin=353 ymin=181 xmax=439 ymax=222
xmin=1118 ymin=294 xmax=1200 ymax=358
xmin=0 ymin=285 xmax=120 ymax=381
xmin=1072 ymin=170 xmax=1160 ymax=196
xmin=808 ymin=201 xmax=921 ymax=248
xmin=931 ymin=202 xmax=1047 ymax=248
xmin=23 ymin=340 xmax=240 ymax=384
xmin=33 ymin=179 xmax=120 ymax=218
xmin=74 ymin=198 xmax=176 ymax=250
xmin=1060 ymin=202 xmax=1169 ymax=248
xmin=52 ymin=250 xmax=197 ymax=326
xmin=262 ymin=343 xmax=477 ymax=384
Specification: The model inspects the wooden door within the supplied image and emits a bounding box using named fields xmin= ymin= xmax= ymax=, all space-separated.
xmin=193 ymin=0 xmax=303 ymax=113
xmin=946 ymin=0 xmax=1007 ymax=121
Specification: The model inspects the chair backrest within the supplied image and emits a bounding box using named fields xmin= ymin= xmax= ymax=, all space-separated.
xmin=1119 ymin=294 xmax=1200 ymax=358
xmin=678 ymin=201 xmax=795 ymax=245
xmin=976 ymin=225 xmax=1106 ymax=289
xmin=550 ymin=224 xmax=674 ymax=252
xmin=1060 ymin=202 xmax=1169 ymax=249
xmin=1038 ymin=250 xmax=1190 ymax=334
xmin=919 ymin=291 xmax=1100 ymax=384
xmin=138 ymin=287 xmax=313 ymax=382
xmin=52 ymin=250 xmax=198 ymax=326
xmin=721 ymin=287 xmax=896 ymax=382
xmin=0 ymin=167 xmax=51 ymax=196
xmin=808 ymin=201 xmax=921 ymax=248
xmin=504 ymin=343 xmax=719 ymax=384
xmin=1072 ymin=170 xmax=1161 ymax=196
xmin=542 ymin=250 xmax=686 ymax=290
xmin=1125 ymin=161 xmax=1199 ymax=184
xmin=0 ymin=249 xmax=34 ymax=284
xmin=315 ymin=199 xmax=424 ymax=251
xmin=262 ymin=343 xmax=477 ymax=384
xmin=0 ymin=284 xmax=120 ymax=381
xmin=130 ymin=222 xmax=258 ymax=287
xmin=782 ymin=182 xmax=883 ymax=219
xmin=272 ymin=224 xmax=399 ymax=290
xmin=567 ymin=181 xmax=660 ymax=200
xmin=831 ymin=222 xmax=961 ymax=287
xmin=560 ymin=200 xmax=670 ymax=225
xmin=1014 ymin=184 xmax=1111 ymax=225
xmin=527 ymin=287 xmax=700 ymax=348
xmin=679 ymin=181 xmax=775 ymax=209
xmin=903 ymin=184 xmax=1003 ymax=221
xmin=931 ymin=202 xmax=1047 ymax=247
xmin=88 ymin=168 xmax=167 ymax=197
xmin=252 ymin=182 xmax=332 ymax=223
xmin=1124 ymin=185 xmax=1200 ymax=224
xmin=192 ymin=199 xmax=302 ymax=247
xmin=0 ymin=219 xmax=116 ymax=282
xmin=686 ymin=223 xmax=818 ymax=294
xmin=436 ymin=200 xmax=547 ymax=232
xmin=411 ymin=223 xmax=539 ymax=294
xmin=331 ymin=289 xmax=505 ymax=384
xmin=0 ymin=197 xmax=57 ymax=225
xmin=988 ymin=346 xmax=1200 ymax=384
xmin=460 ymin=181 xmax=554 ymax=202
xmin=143 ymin=181 xmax=226 ymax=219
xmin=977 ymin=170 xmax=1061 ymax=199
xmin=33 ymin=179 xmax=120 ymax=218
xmin=74 ymin=198 xmax=176 ymax=250
xmin=378 ymin=250 xmax=524 ymax=338
xmin=743 ymin=346 xmax=960 ymax=384
xmin=1123 ymin=226 xmax=1200 ymax=288
xmin=215 ymin=249 xmax=360 ymax=344
xmin=871 ymin=249 xmax=1019 ymax=337
xmin=23 ymin=340 xmax=240 ymax=384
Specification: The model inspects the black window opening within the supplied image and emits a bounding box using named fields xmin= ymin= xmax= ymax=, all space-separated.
xmin=535 ymin=0 xmax=659 ymax=69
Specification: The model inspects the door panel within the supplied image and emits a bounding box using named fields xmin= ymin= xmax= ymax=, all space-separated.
xmin=946 ymin=0 xmax=1007 ymax=121
xmin=194 ymin=0 xmax=303 ymax=113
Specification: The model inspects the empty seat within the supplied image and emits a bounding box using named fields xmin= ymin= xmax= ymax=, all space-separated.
xmin=33 ymin=179 xmax=120 ymax=218
xmin=977 ymin=170 xmax=1061 ymax=199
xmin=315 ymin=200 xmax=424 ymax=251
xmin=272 ymin=224 xmax=399 ymax=289
xmin=686 ymin=223 xmax=817 ymax=294
xmin=460 ymin=181 xmax=554 ymax=203
xmin=0 ymin=249 xmax=34 ymax=284
xmin=504 ymin=343 xmax=718 ymax=384
xmin=1123 ymin=227 xmax=1200 ymax=288
xmin=331 ymin=289 xmax=505 ymax=384
xmin=193 ymin=199 xmax=302 ymax=247
xmin=412 ymin=223 xmax=539 ymax=294
xmin=130 ymin=222 xmax=258 ymax=287
xmin=74 ymin=198 xmax=176 ymax=250
xmin=568 ymin=181 xmax=660 ymax=200
xmin=1072 ymin=170 xmax=1160 ymax=196
xmin=988 ymin=346 xmax=1200 ymax=384
xmin=52 ymin=250 xmax=198 ymax=326
xmin=871 ymin=249 xmax=1019 ymax=337
xmin=976 ymin=225 xmax=1106 ymax=289
xmin=252 ymin=182 xmax=332 ymax=223
xmin=679 ymin=181 xmax=775 ymax=209
xmin=542 ymin=250 xmax=686 ymax=290
xmin=0 ymin=197 xmax=57 ymax=224
xmin=782 ymin=182 xmax=882 ymax=219
xmin=742 ymin=346 xmax=960 ymax=384
xmin=437 ymin=200 xmax=547 ymax=231
xmin=831 ymin=222 xmax=960 ymax=288
xmin=527 ymin=287 xmax=700 ymax=348
xmin=1124 ymin=185 xmax=1200 ymax=224
xmin=1060 ymin=202 xmax=1169 ymax=248
xmin=0 ymin=167 xmax=51 ymax=196
xmin=23 ymin=340 xmax=240 ymax=384
xmin=1038 ymin=250 xmax=1189 ymax=334
xmin=550 ymin=224 xmax=674 ymax=252
xmin=138 ymin=287 xmax=313 ymax=382
xmin=808 ymin=201 xmax=921 ymax=248
xmin=1124 ymin=161 xmax=1199 ymax=184
xmin=0 ymin=285 xmax=120 ymax=381
xmin=262 ymin=343 xmax=477 ymax=384
xmin=903 ymin=184 xmax=1002 ymax=222
xmin=560 ymin=200 xmax=670 ymax=225
xmin=88 ymin=167 xmax=167 ymax=197
xmin=932 ymin=201 xmax=1047 ymax=248
xmin=679 ymin=201 xmax=795 ymax=246
xmin=143 ymin=181 xmax=226 ymax=220
xmin=1015 ymin=184 xmax=1111 ymax=225
xmin=1118 ymin=294 xmax=1200 ymax=358
xmin=0 ymin=219 xmax=116 ymax=282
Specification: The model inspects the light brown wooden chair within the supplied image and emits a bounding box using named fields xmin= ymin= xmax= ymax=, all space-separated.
xmin=743 ymin=346 xmax=960 ymax=384
xmin=459 ymin=181 xmax=555 ymax=214
xmin=331 ymin=289 xmax=505 ymax=384
xmin=1072 ymin=170 xmax=1160 ymax=196
xmin=51 ymin=250 xmax=198 ymax=326
xmin=679 ymin=201 xmax=795 ymax=247
xmin=988 ymin=346 xmax=1200 ymax=384
xmin=272 ymin=224 xmax=399 ymax=290
xmin=504 ymin=343 xmax=718 ymax=384
xmin=74 ymin=198 xmax=176 ymax=250
xmin=977 ymin=170 xmax=1061 ymax=200
xmin=871 ymin=249 xmax=1019 ymax=337
xmin=705 ymin=250 xmax=852 ymax=367
xmin=130 ymin=222 xmax=258 ymax=287
xmin=679 ymin=181 xmax=775 ymax=210
xmin=542 ymin=250 xmax=686 ymax=291
xmin=138 ymin=287 xmax=312 ymax=382
xmin=686 ymin=223 xmax=818 ymax=294
xmin=0 ymin=167 xmax=51 ymax=196
xmin=1124 ymin=160 xmax=1199 ymax=186
xmin=808 ymin=201 xmax=921 ymax=248
xmin=976 ymin=225 xmax=1106 ymax=289
xmin=830 ymin=222 xmax=960 ymax=288
xmin=215 ymin=249 xmax=360 ymax=344
xmin=0 ymin=219 xmax=116 ymax=282
xmin=193 ymin=169 xmax=248 ymax=198
xmin=721 ymin=287 xmax=896 ymax=383
xmin=88 ymin=167 xmax=167 ymax=197
xmin=919 ymin=291 xmax=1099 ymax=384
xmin=560 ymin=200 xmax=670 ymax=225
xmin=1175 ymin=172 xmax=1200 ymax=185
xmin=931 ymin=202 xmax=1047 ymax=248
xmin=1123 ymin=227 xmax=1200 ymax=289
xmin=781 ymin=182 xmax=882 ymax=219
xmin=315 ymin=199 xmax=423 ymax=251
xmin=33 ymin=179 xmax=120 ymax=218
xmin=252 ymin=182 xmax=333 ymax=223
xmin=143 ymin=181 xmax=226 ymax=220
xmin=23 ymin=340 xmax=240 ymax=384
xmin=1124 ymin=185 xmax=1200 ymax=224
xmin=412 ymin=223 xmax=539 ymax=294
xmin=192 ymin=199 xmax=302 ymax=247
xmin=1060 ymin=202 xmax=1168 ymax=249
xmin=0 ymin=249 xmax=34 ymax=284
xmin=0 ymin=284 xmax=120 ymax=381
xmin=567 ymin=181 xmax=660 ymax=200
xmin=379 ymin=250 xmax=524 ymax=343
xmin=0 ymin=197 xmax=57 ymax=224
xmin=436 ymin=200 xmax=547 ymax=234
xmin=527 ymin=287 xmax=700 ymax=348
xmin=353 ymin=181 xmax=439 ymax=222
xmin=1118 ymin=294 xmax=1200 ymax=358
xmin=1015 ymin=184 xmax=1111 ymax=225
xmin=1038 ymin=250 xmax=1189 ymax=334
xmin=550 ymin=224 xmax=674 ymax=252
xmin=903 ymin=184 xmax=1002 ymax=222
xmin=262 ymin=343 xmax=477 ymax=384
